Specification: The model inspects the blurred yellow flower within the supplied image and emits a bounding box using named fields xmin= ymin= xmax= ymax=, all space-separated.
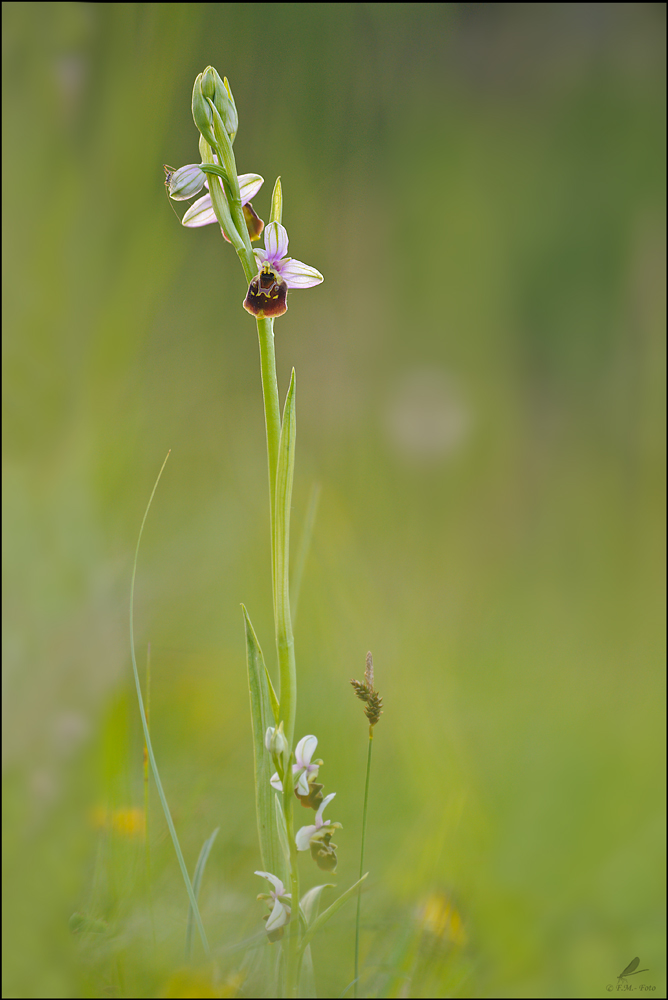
xmin=420 ymin=891 xmax=467 ymax=947
xmin=90 ymin=806 xmax=146 ymax=838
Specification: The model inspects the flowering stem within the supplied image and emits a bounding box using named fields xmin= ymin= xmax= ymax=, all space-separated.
xmin=209 ymin=107 xmax=257 ymax=282
xmin=354 ymin=729 xmax=374 ymax=997
xmin=284 ymin=789 xmax=301 ymax=997
xmin=274 ymin=371 xmax=297 ymax=749
xmin=256 ymin=316 xmax=281 ymax=544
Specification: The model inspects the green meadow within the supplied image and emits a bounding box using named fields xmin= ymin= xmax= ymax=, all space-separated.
xmin=3 ymin=4 xmax=665 ymax=997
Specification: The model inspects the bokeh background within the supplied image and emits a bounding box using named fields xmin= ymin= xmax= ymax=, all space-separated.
xmin=3 ymin=3 xmax=665 ymax=997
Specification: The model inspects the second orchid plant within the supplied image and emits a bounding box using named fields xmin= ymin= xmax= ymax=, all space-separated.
xmin=164 ymin=67 xmax=372 ymax=996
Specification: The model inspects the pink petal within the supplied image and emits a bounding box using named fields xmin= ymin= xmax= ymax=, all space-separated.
xmin=181 ymin=194 xmax=217 ymax=227
xmin=264 ymin=222 xmax=289 ymax=263
xmin=280 ymin=258 xmax=324 ymax=288
xmin=239 ymin=173 xmax=264 ymax=205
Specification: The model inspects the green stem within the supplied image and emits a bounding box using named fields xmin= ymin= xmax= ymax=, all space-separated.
xmin=274 ymin=372 xmax=297 ymax=747
xmin=354 ymin=730 xmax=373 ymax=997
xmin=284 ymin=790 xmax=301 ymax=997
xmin=209 ymin=105 xmax=257 ymax=281
xmin=256 ymin=316 xmax=281 ymax=613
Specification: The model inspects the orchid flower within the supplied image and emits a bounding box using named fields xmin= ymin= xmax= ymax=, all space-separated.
xmin=243 ymin=221 xmax=323 ymax=318
xmin=270 ymin=734 xmax=321 ymax=796
xmin=295 ymin=792 xmax=342 ymax=872
xmin=166 ymin=163 xmax=264 ymax=238
xmin=255 ymin=870 xmax=291 ymax=941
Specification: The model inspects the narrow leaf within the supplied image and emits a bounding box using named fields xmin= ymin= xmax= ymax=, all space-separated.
xmin=185 ymin=827 xmax=219 ymax=962
xmin=300 ymin=883 xmax=335 ymax=926
xmin=243 ymin=605 xmax=286 ymax=882
xmin=265 ymin=664 xmax=280 ymax=724
xmin=298 ymin=874 xmax=369 ymax=956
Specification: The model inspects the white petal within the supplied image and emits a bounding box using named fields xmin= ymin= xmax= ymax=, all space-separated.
xmin=181 ymin=194 xmax=217 ymax=227
xmin=279 ymin=259 xmax=324 ymax=288
xmin=264 ymin=221 xmax=289 ymax=262
xmin=239 ymin=173 xmax=264 ymax=205
xmin=270 ymin=772 xmax=283 ymax=791
xmin=265 ymin=898 xmax=289 ymax=932
xmin=255 ymin=871 xmax=285 ymax=895
xmin=295 ymin=735 xmax=318 ymax=766
xmin=296 ymin=771 xmax=310 ymax=797
xmin=265 ymin=727 xmax=275 ymax=751
xmin=295 ymin=824 xmax=317 ymax=851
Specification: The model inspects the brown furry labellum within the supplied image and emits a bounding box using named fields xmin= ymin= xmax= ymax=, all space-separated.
xmin=243 ymin=264 xmax=288 ymax=318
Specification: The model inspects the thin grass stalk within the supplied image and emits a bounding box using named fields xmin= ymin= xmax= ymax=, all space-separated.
xmin=354 ymin=730 xmax=374 ymax=997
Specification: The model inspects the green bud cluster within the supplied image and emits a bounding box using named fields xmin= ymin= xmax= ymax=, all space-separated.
xmin=193 ymin=66 xmax=238 ymax=148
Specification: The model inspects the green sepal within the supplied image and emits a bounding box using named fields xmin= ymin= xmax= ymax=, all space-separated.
xmin=269 ymin=177 xmax=283 ymax=225
xmin=243 ymin=605 xmax=286 ymax=882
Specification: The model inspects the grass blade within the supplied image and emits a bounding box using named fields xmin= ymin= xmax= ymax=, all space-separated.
xmin=129 ymin=452 xmax=209 ymax=956
xmin=185 ymin=827 xmax=219 ymax=962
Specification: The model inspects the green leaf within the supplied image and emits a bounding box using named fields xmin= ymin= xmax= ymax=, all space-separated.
xmin=185 ymin=827 xmax=219 ymax=962
xmin=243 ymin=605 xmax=286 ymax=882
xmin=298 ymin=874 xmax=369 ymax=957
xmin=300 ymin=883 xmax=335 ymax=927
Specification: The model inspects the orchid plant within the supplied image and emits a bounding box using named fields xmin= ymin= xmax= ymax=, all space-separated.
xmin=160 ymin=67 xmax=377 ymax=997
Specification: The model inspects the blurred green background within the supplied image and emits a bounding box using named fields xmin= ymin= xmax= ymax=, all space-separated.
xmin=3 ymin=3 xmax=665 ymax=997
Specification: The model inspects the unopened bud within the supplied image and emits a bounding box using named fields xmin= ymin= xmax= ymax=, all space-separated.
xmin=201 ymin=66 xmax=238 ymax=140
xmin=191 ymin=73 xmax=216 ymax=147
xmin=265 ymin=723 xmax=288 ymax=758
xmin=166 ymin=164 xmax=207 ymax=201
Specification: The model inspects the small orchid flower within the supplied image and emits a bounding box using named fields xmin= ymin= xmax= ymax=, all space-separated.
xmin=243 ymin=221 xmax=323 ymax=319
xmin=255 ymin=870 xmax=291 ymax=941
xmin=295 ymin=792 xmax=342 ymax=872
xmin=270 ymin=734 xmax=321 ymax=797
xmin=181 ymin=170 xmax=264 ymax=237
